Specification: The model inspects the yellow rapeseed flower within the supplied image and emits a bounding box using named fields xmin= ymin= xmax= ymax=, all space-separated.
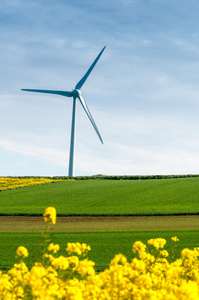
xmin=171 ymin=236 xmax=179 ymax=242
xmin=48 ymin=243 xmax=60 ymax=253
xmin=159 ymin=250 xmax=169 ymax=258
xmin=147 ymin=238 xmax=166 ymax=250
xmin=66 ymin=242 xmax=91 ymax=256
xmin=51 ymin=255 xmax=69 ymax=270
xmin=43 ymin=207 xmax=56 ymax=224
xmin=16 ymin=246 xmax=29 ymax=258
xmin=132 ymin=241 xmax=146 ymax=253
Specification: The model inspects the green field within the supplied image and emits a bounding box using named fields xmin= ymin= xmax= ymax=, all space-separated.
xmin=1 ymin=230 xmax=199 ymax=272
xmin=1 ymin=177 xmax=199 ymax=271
xmin=0 ymin=177 xmax=199 ymax=215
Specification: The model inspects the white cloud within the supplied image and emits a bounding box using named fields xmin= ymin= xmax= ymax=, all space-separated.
xmin=0 ymin=138 xmax=66 ymax=166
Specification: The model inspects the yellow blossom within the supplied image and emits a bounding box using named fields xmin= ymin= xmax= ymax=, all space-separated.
xmin=66 ymin=242 xmax=91 ymax=256
xmin=75 ymin=258 xmax=95 ymax=276
xmin=132 ymin=241 xmax=146 ymax=254
xmin=16 ymin=246 xmax=28 ymax=258
xmin=159 ymin=250 xmax=169 ymax=257
xmin=147 ymin=238 xmax=166 ymax=249
xmin=48 ymin=243 xmax=60 ymax=253
xmin=51 ymin=255 xmax=69 ymax=270
xmin=171 ymin=236 xmax=179 ymax=242
xmin=43 ymin=207 xmax=56 ymax=224
xmin=181 ymin=248 xmax=196 ymax=260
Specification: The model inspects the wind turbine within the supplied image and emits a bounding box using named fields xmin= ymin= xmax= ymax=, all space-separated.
xmin=21 ymin=46 xmax=106 ymax=177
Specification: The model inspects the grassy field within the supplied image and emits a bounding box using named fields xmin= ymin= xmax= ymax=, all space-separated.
xmin=1 ymin=177 xmax=199 ymax=271
xmin=1 ymin=230 xmax=199 ymax=271
xmin=0 ymin=177 xmax=199 ymax=215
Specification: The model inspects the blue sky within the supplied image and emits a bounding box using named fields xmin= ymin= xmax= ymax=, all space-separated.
xmin=1 ymin=0 xmax=199 ymax=176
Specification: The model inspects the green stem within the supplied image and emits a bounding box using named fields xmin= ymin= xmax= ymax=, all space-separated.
xmin=42 ymin=220 xmax=51 ymax=263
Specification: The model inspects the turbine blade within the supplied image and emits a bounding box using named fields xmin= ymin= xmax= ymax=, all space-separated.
xmin=21 ymin=89 xmax=73 ymax=97
xmin=79 ymin=95 xmax=103 ymax=144
xmin=75 ymin=46 xmax=106 ymax=90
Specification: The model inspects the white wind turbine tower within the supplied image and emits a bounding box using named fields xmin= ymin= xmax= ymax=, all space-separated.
xmin=22 ymin=46 xmax=106 ymax=177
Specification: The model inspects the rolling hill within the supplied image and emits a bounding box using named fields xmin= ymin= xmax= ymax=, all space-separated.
xmin=0 ymin=177 xmax=199 ymax=216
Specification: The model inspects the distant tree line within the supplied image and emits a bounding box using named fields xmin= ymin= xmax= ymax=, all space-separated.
xmin=3 ymin=174 xmax=199 ymax=180
xmin=70 ymin=174 xmax=199 ymax=180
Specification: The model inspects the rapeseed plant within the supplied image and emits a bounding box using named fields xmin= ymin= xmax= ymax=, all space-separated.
xmin=43 ymin=207 xmax=56 ymax=225
xmin=0 ymin=207 xmax=199 ymax=299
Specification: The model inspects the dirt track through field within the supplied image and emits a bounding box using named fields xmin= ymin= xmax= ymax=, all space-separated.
xmin=0 ymin=215 xmax=199 ymax=232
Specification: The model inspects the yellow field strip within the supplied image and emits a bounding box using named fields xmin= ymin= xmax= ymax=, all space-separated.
xmin=0 ymin=177 xmax=74 ymax=191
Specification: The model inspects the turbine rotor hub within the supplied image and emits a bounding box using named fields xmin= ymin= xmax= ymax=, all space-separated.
xmin=72 ymin=89 xmax=81 ymax=98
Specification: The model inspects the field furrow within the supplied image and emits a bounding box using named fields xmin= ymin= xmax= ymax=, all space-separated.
xmin=0 ymin=215 xmax=199 ymax=231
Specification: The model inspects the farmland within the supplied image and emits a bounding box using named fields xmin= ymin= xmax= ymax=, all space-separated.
xmin=1 ymin=230 xmax=199 ymax=272
xmin=0 ymin=176 xmax=199 ymax=215
xmin=0 ymin=176 xmax=199 ymax=270
xmin=1 ymin=176 xmax=199 ymax=298
xmin=0 ymin=176 xmax=73 ymax=191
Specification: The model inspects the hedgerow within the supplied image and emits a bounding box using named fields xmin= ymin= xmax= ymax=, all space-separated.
xmin=2 ymin=174 xmax=199 ymax=183
xmin=74 ymin=174 xmax=199 ymax=180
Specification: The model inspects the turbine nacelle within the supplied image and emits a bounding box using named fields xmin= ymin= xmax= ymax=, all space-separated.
xmin=72 ymin=89 xmax=81 ymax=98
